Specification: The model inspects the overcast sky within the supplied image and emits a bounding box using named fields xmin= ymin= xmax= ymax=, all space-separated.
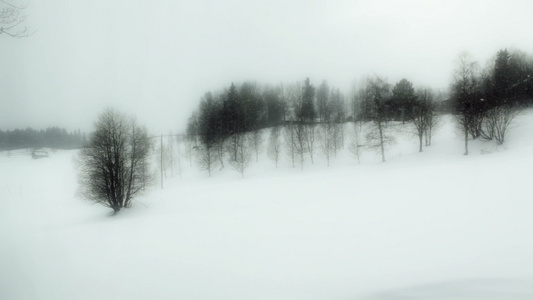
xmin=1 ymin=0 xmax=532 ymax=134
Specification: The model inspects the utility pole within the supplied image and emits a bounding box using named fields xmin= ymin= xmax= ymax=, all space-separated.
xmin=160 ymin=134 xmax=163 ymax=189
xmin=148 ymin=133 xmax=188 ymax=189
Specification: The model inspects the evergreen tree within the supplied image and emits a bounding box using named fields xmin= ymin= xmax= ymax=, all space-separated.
xmin=493 ymin=49 xmax=513 ymax=100
xmin=263 ymin=86 xmax=286 ymax=126
xmin=298 ymin=78 xmax=316 ymax=122
xmin=222 ymin=83 xmax=243 ymax=135
xmin=391 ymin=78 xmax=416 ymax=123
xmin=316 ymin=80 xmax=330 ymax=122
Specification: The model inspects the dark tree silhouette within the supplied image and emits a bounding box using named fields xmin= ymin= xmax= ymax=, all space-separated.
xmin=316 ymin=80 xmax=330 ymax=122
xmin=298 ymin=78 xmax=316 ymax=122
xmin=366 ymin=76 xmax=392 ymax=162
xmin=78 ymin=109 xmax=151 ymax=214
xmin=451 ymin=52 xmax=481 ymax=155
xmin=391 ymin=78 xmax=416 ymax=123
xmin=412 ymin=89 xmax=433 ymax=152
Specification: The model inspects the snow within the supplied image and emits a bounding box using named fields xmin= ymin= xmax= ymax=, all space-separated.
xmin=1 ymin=112 xmax=533 ymax=299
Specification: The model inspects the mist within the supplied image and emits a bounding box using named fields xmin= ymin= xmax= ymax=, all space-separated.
xmin=1 ymin=0 xmax=533 ymax=134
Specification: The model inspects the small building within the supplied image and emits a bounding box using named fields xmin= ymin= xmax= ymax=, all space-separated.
xmin=32 ymin=150 xmax=49 ymax=159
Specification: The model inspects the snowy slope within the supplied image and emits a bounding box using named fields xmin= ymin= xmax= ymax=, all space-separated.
xmin=1 ymin=112 xmax=533 ymax=300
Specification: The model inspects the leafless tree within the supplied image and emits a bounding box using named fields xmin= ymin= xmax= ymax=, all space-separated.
xmin=230 ymin=133 xmax=252 ymax=178
xmin=0 ymin=0 xmax=32 ymax=38
xmin=348 ymin=123 xmax=362 ymax=164
xmin=284 ymin=123 xmax=297 ymax=168
xmin=424 ymin=95 xmax=440 ymax=147
xmin=268 ymin=126 xmax=282 ymax=168
xmin=294 ymin=123 xmax=307 ymax=169
xmin=451 ymin=52 xmax=481 ymax=155
xmin=480 ymin=107 xmax=498 ymax=141
xmin=304 ymin=124 xmax=316 ymax=164
xmin=412 ymin=89 xmax=435 ymax=152
xmin=336 ymin=123 xmax=345 ymax=154
xmin=213 ymin=138 xmax=225 ymax=169
xmin=225 ymin=134 xmax=239 ymax=163
xmin=78 ymin=109 xmax=152 ymax=214
xmin=251 ymin=129 xmax=263 ymax=162
xmin=284 ymin=83 xmax=307 ymax=169
xmin=196 ymin=143 xmax=218 ymax=177
xmin=329 ymin=88 xmax=346 ymax=155
xmin=365 ymin=76 xmax=392 ymax=162
xmin=319 ymin=123 xmax=335 ymax=166
xmin=185 ymin=135 xmax=197 ymax=167
xmin=482 ymin=104 xmax=519 ymax=145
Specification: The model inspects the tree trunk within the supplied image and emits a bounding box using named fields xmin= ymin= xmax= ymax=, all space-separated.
xmin=378 ymin=120 xmax=385 ymax=162
xmin=464 ymin=122 xmax=469 ymax=155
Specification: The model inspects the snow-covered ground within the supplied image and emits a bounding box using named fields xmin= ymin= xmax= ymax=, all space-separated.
xmin=1 ymin=112 xmax=533 ymax=300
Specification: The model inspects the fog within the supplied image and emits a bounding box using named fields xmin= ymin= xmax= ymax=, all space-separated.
xmin=1 ymin=0 xmax=532 ymax=134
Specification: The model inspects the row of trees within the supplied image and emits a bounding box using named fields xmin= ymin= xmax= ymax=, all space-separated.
xmin=0 ymin=127 xmax=87 ymax=151
xmin=451 ymin=48 xmax=533 ymax=154
xmin=186 ymin=75 xmax=441 ymax=176
xmin=186 ymin=77 xmax=437 ymax=143
xmin=76 ymin=48 xmax=532 ymax=214
xmin=186 ymin=47 xmax=532 ymax=171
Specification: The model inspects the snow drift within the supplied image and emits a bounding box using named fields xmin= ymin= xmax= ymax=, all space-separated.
xmin=1 ymin=112 xmax=533 ymax=300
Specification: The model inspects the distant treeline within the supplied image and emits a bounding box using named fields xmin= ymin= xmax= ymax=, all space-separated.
xmin=180 ymin=48 xmax=533 ymax=176
xmin=187 ymin=48 xmax=533 ymax=144
xmin=0 ymin=127 xmax=86 ymax=151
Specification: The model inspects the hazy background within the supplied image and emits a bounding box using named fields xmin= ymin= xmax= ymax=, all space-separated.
xmin=1 ymin=0 xmax=532 ymax=134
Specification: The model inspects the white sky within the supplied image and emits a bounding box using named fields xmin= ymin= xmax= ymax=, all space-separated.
xmin=1 ymin=0 xmax=532 ymax=133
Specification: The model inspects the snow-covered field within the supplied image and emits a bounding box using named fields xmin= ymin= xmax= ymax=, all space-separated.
xmin=2 ymin=112 xmax=533 ymax=300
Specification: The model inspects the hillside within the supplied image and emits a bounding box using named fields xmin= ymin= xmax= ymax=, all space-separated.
xmin=1 ymin=112 xmax=533 ymax=300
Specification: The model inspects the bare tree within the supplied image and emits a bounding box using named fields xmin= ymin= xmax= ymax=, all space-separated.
xmin=480 ymin=107 xmax=498 ymax=141
xmin=329 ymin=88 xmax=346 ymax=155
xmin=230 ymin=133 xmax=252 ymax=178
xmin=294 ymin=123 xmax=307 ymax=169
xmin=412 ymin=89 xmax=434 ymax=152
xmin=319 ymin=123 xmax=335 ymax=166
xmin=251 ymin=129 xmax=263 ymax=162
xmin=304 ymin=124 xmax=316 ymax=164
xmin=285 ymin=83 xmax=307 ymax=169
xmin=196 ymin=144 xmax=218 ymax=177
xmin=185 ymin=135 xmax=197 ymax=167
xmin=451 ymin=52 xmax=481 ymax=155
xmin=365 ymin=76 xmax=392 ymax=162
xmin=348 ymin=123 xmax=362 ymax=164
xmin=78 ymin=109 xmax=152 ymax=214
xmin=213 ymin=138 xmax=225 ymax=169
xmin=284 ymin=123 xmax=297 ymax=168
xmin=424 ymin=94 xmax=440 ymax=147
xmin=267 ymin=126 xmax=282 ymax=168
xmin=483 ymin=105 xmax=519 ymax=145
